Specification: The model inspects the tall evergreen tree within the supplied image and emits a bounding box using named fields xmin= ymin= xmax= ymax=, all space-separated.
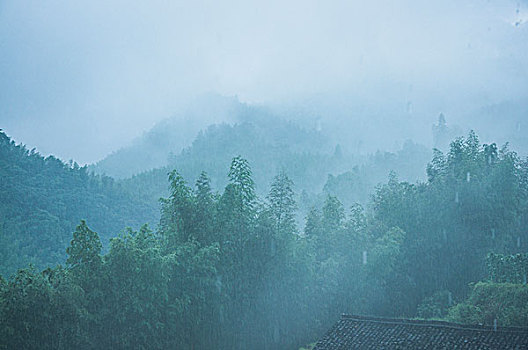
xmin=322 ymin=195 xmax=345 ymax=234
xmin=304 ymin=207 xmax=322 ymax=238
xmin=228 ymin=155 xmax=256 ymax=215
xmin=194 ymin=171 xmax=216 ymax=245
xmin=66 ymin=220 xmax=102 ymax=269
xmin=268 ymin=171 xmax=297 ymax=235
xmin=160 ymin=170 xmax=194 ymax=248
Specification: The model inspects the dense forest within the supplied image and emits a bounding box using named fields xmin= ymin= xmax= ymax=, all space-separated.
xmin=0 ymin=131 xmax=158 ymax=276
xmin=105 ymin=104 xmax=432 ymax=223
xmin=2 ymin=1 xmax=527 ymax=348
xmin=1 ymin=130 xmax=527 ymax=349
xmin=0 ymin=109 xmax=431 ymax=276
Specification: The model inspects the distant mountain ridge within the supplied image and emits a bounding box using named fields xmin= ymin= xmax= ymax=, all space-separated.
xmin=90 ymin=94 xmax=255 ymax=179
xmin=117 ymin=109 xmax=431 ymax=224
xmin=116 ymin=105 xmax=337 ymax=207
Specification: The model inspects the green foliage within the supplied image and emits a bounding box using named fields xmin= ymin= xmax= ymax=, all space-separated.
xmin=103 ymin=226 xmax=171 ymax=349
xmin=417 ymin=290 xmax=453 ymax=319
xmin=0 ymin=131 xmax=158 ymax=276
xmin=2 ymin=132 xmax=528 ymax=349
xmin=304 ymin=207 xmax=322 ymax=238
xmin=369 ymin=132 xmax=528 ymax=314
xmin=193 ymin=171 xmax=217 ymax=245
xmin=66 ymin=220 xmax=102 ymax=268
xmin=160 ymin=170 xmax=195 ymax=246
xmin=487 ymin=253 xmax=528 ymax=284
xmin=322 ymin=195 xmax=345 ymax=233
xmin=0 ymin=266 xmax=86 ymax=349
xmin=447 ymin=282 xmax=528 ymax=327
xmin=228 ymin=156 xmax=256 ymax=202
xmin=268 ymin=171 xmax=297 ymax=235
xmin=120 ymin=117 xmax=430 ymax=230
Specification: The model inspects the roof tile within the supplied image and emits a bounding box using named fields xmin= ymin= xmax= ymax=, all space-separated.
xmin=314 ymin=315 xmax=528 ymax=350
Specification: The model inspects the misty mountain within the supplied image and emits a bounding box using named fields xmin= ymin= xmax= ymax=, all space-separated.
xmin=115 ymin=103 xmax=432 ymax=218
xmin=90 ymin=95 xmax=254 ymax=178
xmin=1 ymin=1 xmax=527 ymax=348
xmin=0 ymin=102 xmax=432 ymax=277
xmin=322 ymin=140 xmax=431 ymax=208
xmin=91 ymin=94 xmax=528 ymax=195
xmin=465 ymin=99 xmax=528 ymax=155
xmin=116 ymin=108 xmax=335 ymax=208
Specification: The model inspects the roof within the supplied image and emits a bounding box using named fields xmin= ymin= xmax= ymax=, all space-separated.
xmin=313 ymin=314 xmax=528 ymax=350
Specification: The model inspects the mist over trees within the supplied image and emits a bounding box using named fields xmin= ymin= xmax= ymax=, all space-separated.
xmin=2 ymin=131 xmax=528 ymax=349
xmin=0 ymin=104 xmax=431 ymax=278
xmin=3 ymin=1 xmax=528 ymax=165
xmin=1 ymin=2 xmax=527 ymax=348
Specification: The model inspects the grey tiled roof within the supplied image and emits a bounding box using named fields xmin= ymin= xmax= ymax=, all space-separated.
xmin=313 ymin=314 xmax=528 ymax=350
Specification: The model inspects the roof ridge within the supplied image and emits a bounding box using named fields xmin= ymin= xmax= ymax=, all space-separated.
xmin=340 ymin=314 xmax=528 ymax=333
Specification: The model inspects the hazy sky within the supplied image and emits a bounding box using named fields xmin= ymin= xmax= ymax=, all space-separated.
xmin=1 ymin=0 xmax=527 ymax=164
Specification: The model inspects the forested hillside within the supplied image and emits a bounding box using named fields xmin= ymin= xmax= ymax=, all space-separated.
xmin=1 ymin=132 xmax=527 ymax=349
xmin=2 ymin=0 xmax=527 ymax=348
xmin=0 ymin=131 xmax=158 ymax=276
xmin=91 ymin=95 xmax=431 ymax=202
xmin=1 ymin=112 xmax=431 ymax=278
xmin=369 ymin=132 xmax=528 ymax=315
xmin=118 ymin=113 xmax=431 ymax=216
xmin=118 ymin=110 xmax=333 ymax=203
xmin=90 ymin=94 xmax=246 ymax=179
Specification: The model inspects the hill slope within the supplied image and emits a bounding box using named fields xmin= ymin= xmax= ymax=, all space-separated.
xmin=90 ymin=94 xmax=246 ymax=178
xmin=0 ymin=131 xmax=158 ymax=276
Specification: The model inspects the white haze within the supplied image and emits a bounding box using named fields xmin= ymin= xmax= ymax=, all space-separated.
xmin=0 ymin=0 xmax=527 ymax=164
